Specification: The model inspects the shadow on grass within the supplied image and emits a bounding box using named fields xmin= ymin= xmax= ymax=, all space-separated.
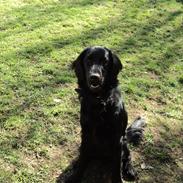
xmin=14 ymin=7 xmax=182 ymax=67
xmin=0 ymin=0 xmax=110 ymax=41
xmin=176 ymin=0 xmax=183 ymax=4
xmin=138 ymin=122 xmax=183 ymax=183
xmin=112 ymin=9 xmax=183 ymax=72
xmin=56 ymin=158 xmax=115 ymax=183
xmin=59 ymin=0 xmax=110 ymax=7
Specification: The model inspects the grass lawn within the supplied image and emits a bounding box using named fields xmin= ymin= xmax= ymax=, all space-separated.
xmin=0 ymin=0 xmax=183 ymax=182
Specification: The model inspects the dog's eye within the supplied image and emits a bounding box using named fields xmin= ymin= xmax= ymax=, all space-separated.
xmin=87 ymin=60 xmax=92 ymax=67
xmin=103 ymin=59 xmax=108 ymax=67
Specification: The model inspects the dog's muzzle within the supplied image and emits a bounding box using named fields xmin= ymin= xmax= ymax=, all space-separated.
xmin=89 ymin=73 xmax=102 ymax=91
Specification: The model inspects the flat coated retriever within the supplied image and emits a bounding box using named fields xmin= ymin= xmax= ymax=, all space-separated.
xmin=66 ymin=46 xmax=145 ymax=183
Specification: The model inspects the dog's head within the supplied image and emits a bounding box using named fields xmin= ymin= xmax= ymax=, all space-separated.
xmin=72 ymin=46 xmax=122 ymax=93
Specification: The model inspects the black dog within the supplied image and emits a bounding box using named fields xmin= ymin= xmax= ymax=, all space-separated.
xmin=67 ymin=46 xmax=145 ymax=183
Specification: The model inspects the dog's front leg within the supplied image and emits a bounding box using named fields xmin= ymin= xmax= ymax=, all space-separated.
xmin=65 ymin=145 xmax=89 ymax=183
xmin=111 ymin=143 xmax=123 ymax=183
xmin=66 ymin=130 xmax=90 ymax=183
xmin=120 ymin=136 xmax=137 ymax=182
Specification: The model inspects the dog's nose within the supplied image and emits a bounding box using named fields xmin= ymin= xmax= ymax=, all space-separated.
xmin=90 ymin=74 xmax=101 ymax=86
xmin=90 ymin=74 xmax=100 ymax=81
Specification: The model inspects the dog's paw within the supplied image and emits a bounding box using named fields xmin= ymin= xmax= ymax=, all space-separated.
xmin=122 ymin=163 xmax=138 ymax=182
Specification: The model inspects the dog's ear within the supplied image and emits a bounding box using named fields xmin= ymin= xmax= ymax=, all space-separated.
xmin=106 ymin=48 xmax=123 ymax=80
xmin=72 ymin=48 xmax=90 ymax=85
xmin=111 ymin=53 xmax=123 ymax=76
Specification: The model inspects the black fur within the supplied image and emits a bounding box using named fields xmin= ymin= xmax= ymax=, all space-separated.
xmin=67 ymin=46 xmax=145 ymax=183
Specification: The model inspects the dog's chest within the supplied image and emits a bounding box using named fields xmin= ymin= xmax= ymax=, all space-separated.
xmin=88 ymin=122 xmax=116 ymax=157
xmin=89 ymin=110 xmax=116 ymax=148
xmin=91 ymin=123 xmax=114 ymax=142
xmin=81 ymin=97 xmax=118 ymax=152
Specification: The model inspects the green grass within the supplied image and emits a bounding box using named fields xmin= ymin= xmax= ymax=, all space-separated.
xmin=0 ymin=0 xmax=183 ymax=182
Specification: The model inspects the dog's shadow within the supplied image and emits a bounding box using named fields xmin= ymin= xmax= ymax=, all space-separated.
xmin=56 ymin=158 xmax=113 ymax=183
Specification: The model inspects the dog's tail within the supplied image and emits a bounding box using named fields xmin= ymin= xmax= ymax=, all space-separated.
xmin=127 ymin=116 xmax=146 ymax=145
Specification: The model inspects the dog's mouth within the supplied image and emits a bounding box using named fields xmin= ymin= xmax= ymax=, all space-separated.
xmin=89 ymin=78 xmax=102 ymax=92
xmin=90 ymin=80 xmax=100 ymax=87
xmin=89 ymin=82 xmax=101 ymax=91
